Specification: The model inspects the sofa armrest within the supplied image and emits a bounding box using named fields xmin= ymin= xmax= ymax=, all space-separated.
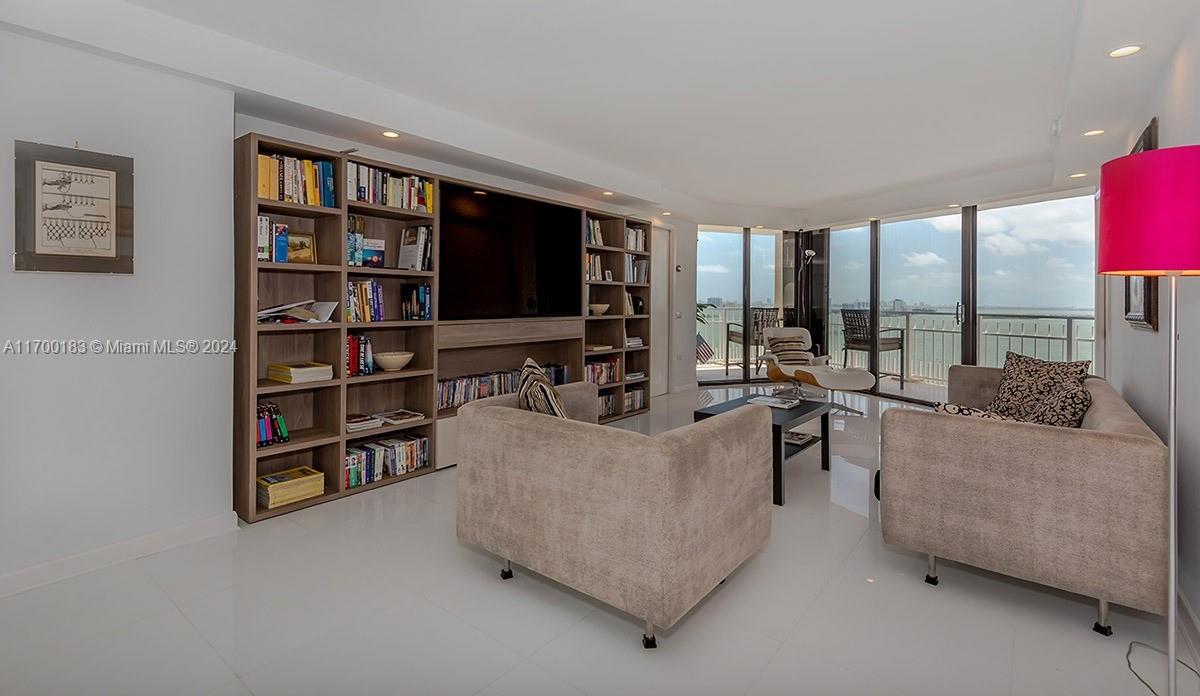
xmin=880 ymin=408 xmax=1168 ymax=614
xmin=653 ymin=404 xmax=773 ymax=625
xmin=947 ymin=364 xmax=1004 ymax=408
xmin=556 ymin=381 xmax=599 ymax=423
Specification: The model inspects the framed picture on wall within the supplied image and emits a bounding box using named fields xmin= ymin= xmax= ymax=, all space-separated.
xmin=1123 ymin=118 xmax=1158 ymax=330
xmin=14 ymin=140 xmax=134 ymax=274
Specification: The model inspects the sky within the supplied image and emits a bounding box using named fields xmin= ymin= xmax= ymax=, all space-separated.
xmin=828 ymin=194 xmax=1096 ymax=311
xmin=695 ymin=228 xmax=780 ymax=306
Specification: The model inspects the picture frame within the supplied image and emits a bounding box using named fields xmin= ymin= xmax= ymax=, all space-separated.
xmin=604 ymin=270 xmax=613 ymax=281
xmin=1123 ymin=118 xmax=1158 ymax=331
xmin=14 ymin=140 xmax=134 ymax=274
xmin=287 ymin=232 xmax=317 ymax=264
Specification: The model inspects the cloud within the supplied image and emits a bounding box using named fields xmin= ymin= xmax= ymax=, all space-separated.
xmin=994 ymin=269 xmax=1010 ymax=277
xmin=1046 ymin=257 xmax=1073 ymax=271
xmin=983 ymin=233 xmax=1026 ymax=256
xmin=843 ymin=261 xmax=864 ymax=270
xmin=930 ymin=216 xmax=962 ymax=233
xmin=697 ymin=264 xmax=731 ymax=274
xmin=903 ymin=251 xmax=948 ymax=267
xmin=978 ymin=196 xmax=1094 ymax=247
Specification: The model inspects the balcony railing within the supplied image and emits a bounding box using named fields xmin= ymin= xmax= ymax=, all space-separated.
xmin=697 ymin=306 xmax=1095 ymax=386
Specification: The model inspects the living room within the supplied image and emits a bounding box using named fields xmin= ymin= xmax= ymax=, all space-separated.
xmin=1 ymin=1 xmax=1199 ymax=694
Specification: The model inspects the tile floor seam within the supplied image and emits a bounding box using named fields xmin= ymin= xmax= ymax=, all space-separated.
xmin=146 ymin=567 xmax=248 ymax=683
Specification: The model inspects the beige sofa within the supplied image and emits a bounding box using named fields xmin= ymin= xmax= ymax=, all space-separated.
xmin=456 ymin=382 xmax=772 ymax=647
xmin=880 ymin=365 xmax=1168 ymax=634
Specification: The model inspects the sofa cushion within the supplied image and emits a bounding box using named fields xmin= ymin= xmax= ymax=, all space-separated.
xmin=766 ymin=336 xmax=813 ymax=365
xmin=986 ymin=351 xmax=1090 ymax=420
xmin=932 ymin=402 xmax=1017 ymax=421
xmin=517 ymin=358 xmax=568 ymax=418
xmin=1027 ymin=384 xmax=1092 ymax=428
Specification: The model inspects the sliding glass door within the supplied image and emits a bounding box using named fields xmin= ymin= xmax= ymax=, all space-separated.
xmin=877 ymin=212 xmax=963 ymax=401
xmin=828 ymin=224 xmax=871 ymax=369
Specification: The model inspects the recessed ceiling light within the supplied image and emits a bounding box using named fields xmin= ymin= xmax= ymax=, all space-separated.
xmin=602 ymin=191 xmax=614 ymax=196
xmin=866 ymin=577 xmax=876 ymax=584
xmin=947 ymin=203 xmax=960 ymax=208
xmin=473 ymin=190 xmax=487 ymax=195
xmin=868 ymin=217 xmax=879 ymax=221
xmin=662 ymin=211 xmax=672 ymax=216
xmin=754 ymin=225 xmax=764 ymax=228
xmin=381 ymin=131 xmax=400 ymax=138
xmin=1069 ymin=172 xmax=1088 ymax=178
xmin=1082 ymin=129 xmax=1105 ymax=137
xmin=1109 ymin=45 xmax=1142 ymax=58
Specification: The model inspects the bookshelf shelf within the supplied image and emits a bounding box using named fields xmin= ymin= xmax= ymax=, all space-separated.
xmin=258 ymin=199 xmax=342 ymax=218
xmin=254 ymin=427 xmax=342 ymax=458
xmin=236 ymin=132 xmax=651 ymax=523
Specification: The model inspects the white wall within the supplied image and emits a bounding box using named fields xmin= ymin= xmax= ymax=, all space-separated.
xmin=1103 ymin=11 xmax=1200 ymax=608
xmin=0 ymin=30 xmax=236 ymax=587
xmin=670 ymin=220 xmax=700 ymax=393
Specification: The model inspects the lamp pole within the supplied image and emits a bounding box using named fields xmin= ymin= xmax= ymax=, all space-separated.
xmin=1168 ymin=274 xmax=1178 ymax=696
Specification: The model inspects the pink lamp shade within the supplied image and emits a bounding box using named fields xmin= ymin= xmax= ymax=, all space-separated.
xmin=1098 ymin=144 xmax=1200 ymax=275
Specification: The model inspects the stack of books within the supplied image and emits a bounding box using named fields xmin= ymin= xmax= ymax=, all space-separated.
xmin=625 ymin=255 xmax=649 ymax=283
xmin=625 ymin=227 xmax=646 ymax=251
xmin=598 ymin=393 xmax=617 ymax=418
xmin=437 ymin=364 xmax=568 ymax=411
xmin=345 ymin=434 xmax=431 ymax=487
xmin=255 ymin=402 xmax=290 ymax=447
xmin=345 ymin=413 xmax=383 ymax=433
xmin=256 ymin=466 xmax=324 ymax=510
xmin=585 ymin=357 xmax=621 ymax=385
xmin=267 ymin=361 xmax=333 ymax=384
xmin=398 ymin=226 xmax=433 ymax=271
xmin=625 ymin=370 xmax=646 ymax=381
xmin=256 ymin=155 xmax=336 ymax=208
xmin=625 ymin=336 xmax=644 ymax=348
xmin=346 ymin=334 xmax=375 ymax=377
xmin=348 ymin=164 xmax=433 ymax=213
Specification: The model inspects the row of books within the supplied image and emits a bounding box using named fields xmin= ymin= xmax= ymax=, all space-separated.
xmin=346 ymin=408 xmax=425 ymax=433
xmin=348 ymin=163 xmax=434 ymax=213
xmin=346 ymin=216 xmax=384 ymax=268
xmin=256 ymin=216 xmax=292 ymax=263
xmin=625 ymin=388 xmax=647 ymax=412
xmin=257 ymin=154 xmax=336 ymax=208
xmin=625 ymin=227 xmax=647 ymax=252
xmin=345 ymin=219 xmax=434 ymax=271
xmin=586 ymin=218 xmax=621 ymax=246
xmin=267 ymin=361 xmax=334 ymax=384
xmin=598 ymin=393 xmax=618 ymax=418
xmin=257 ymin=466 xmax=324 ymax=510
xmin=345 ymin=281 xmax=432 ymax=322
xmin=585 ymin=356 xmax=621 ymax=386
xmin=347 ymin=334 xmax=376 ymax=377
xmin=585 ymin=253 xmax=608 ymax=281
xmin=626 ymin=255 xmax=649 ymax=284
xmin=437 ymin=364 xmax=568 ymax=411
xmin=255 ymin=402 xmax=290 ymax=447
xmin=346 ymin=434 xmax=430 ymax=488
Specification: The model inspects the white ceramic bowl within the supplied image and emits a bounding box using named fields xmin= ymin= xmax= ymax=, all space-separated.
xmin=374 ymin=351 xmax=414 ymax=372
xmin=588 ymin=303 xmax=610 ymax=316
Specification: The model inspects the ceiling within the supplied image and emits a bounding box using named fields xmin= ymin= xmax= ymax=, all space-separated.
xmin=110 ymin=0 xmax=1200 ymax=225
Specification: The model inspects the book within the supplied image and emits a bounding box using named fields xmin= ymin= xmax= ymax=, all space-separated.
xmin=256 ymin=401 xmax=291 ymax=447
xmin=437 ymin=364 xmax=568 ymax=410
xmin=397 ymin=226 xmax=432 ymax=270
xmin=586 ymin=344 xmax=613 ymax=352
xmin=362 ymin=238 xmax=385 ymax=268
xmin=272 ymin=223 xmax=288 ymax=263
xmin=256 ymin=466 xmax=323 ymax=509
xmin=748 ymin=395 xmax=803 ymax=409
xmin=371 ymin=408 xmax=424 ymax=425
xmin=585 ymin=356 xmax=621 ymax=385
xmin=266 ymin=361 xmax=333 ymax=384
xmin=346 ymin=413 xmax=384 ymax=433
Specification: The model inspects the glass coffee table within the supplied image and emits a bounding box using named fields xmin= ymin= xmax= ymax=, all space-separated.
xmin=693 ymin=395 xmax=832 ymax=506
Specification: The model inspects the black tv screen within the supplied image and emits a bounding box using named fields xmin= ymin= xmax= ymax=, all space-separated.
xmin=438 ymin=183 xmax=582 ymax=321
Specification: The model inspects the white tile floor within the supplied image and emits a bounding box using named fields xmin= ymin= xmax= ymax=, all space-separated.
xmin=2 ymin=386 xmax=1194 ymax=695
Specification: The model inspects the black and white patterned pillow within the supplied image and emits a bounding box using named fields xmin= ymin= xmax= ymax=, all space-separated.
xmin=517 ymin=358 xmax=568 ymax=418
xmin=766 ymin=336 xmax=813 ymax=365
xmin=986 ymin=352 xmax=1090 ymax=420
xmin=1027 ymin=384 xmax=1092 ymax=428
xmin=933 ymin=402 xmax=1018 ymax=421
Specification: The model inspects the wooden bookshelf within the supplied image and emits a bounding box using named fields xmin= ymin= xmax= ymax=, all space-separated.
xmin=235 ymin=133 xmax=654 ymax=523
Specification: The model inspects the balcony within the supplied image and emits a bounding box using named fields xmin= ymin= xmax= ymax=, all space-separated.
xmin=696 ymin=305 xmax=1095 ymax=401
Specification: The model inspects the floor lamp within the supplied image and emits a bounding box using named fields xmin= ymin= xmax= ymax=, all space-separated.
xmin=1098 ymin=144 xmax=1200 ymax=696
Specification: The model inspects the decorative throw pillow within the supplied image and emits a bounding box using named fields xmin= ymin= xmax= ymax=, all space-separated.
xmin=932 ymin=402 xmax=1017 ymax=421
xmin=517 ymin=358 xmax=568 ymax=418
xmin=1027 ymin=384 xmax=1092 ymax=428
xmin=766 ymin=336 xmax=813 ymax=365
xmin=986 ymin=351 xmax=1091 ymax=420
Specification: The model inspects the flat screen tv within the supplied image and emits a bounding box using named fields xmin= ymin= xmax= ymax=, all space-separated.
xmin=438 ymin=183 xmax=582 ymax=321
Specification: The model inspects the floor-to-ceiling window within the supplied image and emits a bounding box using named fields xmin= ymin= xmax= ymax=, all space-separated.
xmin=695 ymin=225 xmax=744 ymax=383
xmin=878 ymin=212 xmax=962 ymax=401
xmin=976 ymin=195 xmax=1097 ymax=371
xmin=749 ymin=228 xmax=784 ymax=378
xmin=827 ymin=224 xmax=871 ymax=369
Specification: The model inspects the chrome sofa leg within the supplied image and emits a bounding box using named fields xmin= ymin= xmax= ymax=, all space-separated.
xmin=500 ymin=560 xmax=514 ymax=580
xmin=924 ymin=554 xmax=939 ymax=586
xmin=1093 ymin=599 xmax=1113 ymax=636
xmin=642 ymin=619 xmax=657 ymax=649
